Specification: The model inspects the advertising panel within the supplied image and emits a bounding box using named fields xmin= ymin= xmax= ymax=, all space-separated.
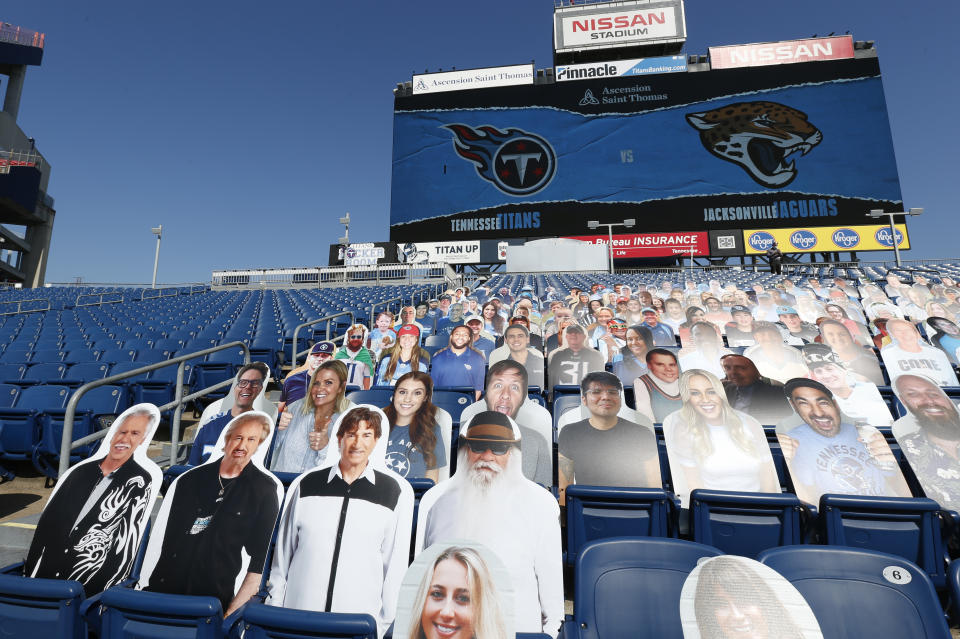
xmin=742 ymin=224 xmax=910 ymax=254
xmin=412 ymin=64 xmax=534 ymax=95
xmin=395 ymin=240 xmax=481 ymax=264
xmin=390 ymin=57 xmax=902 ymax=243
xmin=564 ymin=231 xmax=708 ymax=258
xmin=328 ymin=242 xmax=396 ymax=266
xmin=554 ymin=1 xmax=686 ymax=52
xmin=709 ymin=36 xmax=855 ymax=70
xmin=555 ymin=56 xmax=687 ymax=82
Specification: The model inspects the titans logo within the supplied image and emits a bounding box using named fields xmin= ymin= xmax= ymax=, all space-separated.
xmin=444 ymin=124 xmax=556 ymax=197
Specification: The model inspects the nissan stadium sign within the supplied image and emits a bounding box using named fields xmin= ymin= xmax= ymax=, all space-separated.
xmin=556 ymin=56 xmax=687 ymax=82
xmin=709 ymin=36 xmax=855 ymax=70
xmin=554 ymin=0 xmax=686 ymax=53
xmin=412 ymin=64 xmax=534 ymax=95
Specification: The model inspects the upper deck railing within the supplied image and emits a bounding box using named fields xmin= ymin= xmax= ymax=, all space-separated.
xmin=0 ymin=23 xmax=45 ymax=49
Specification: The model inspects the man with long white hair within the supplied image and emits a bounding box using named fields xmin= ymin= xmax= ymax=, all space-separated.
xmin=417 ymin=411 xmax=563 ymax=637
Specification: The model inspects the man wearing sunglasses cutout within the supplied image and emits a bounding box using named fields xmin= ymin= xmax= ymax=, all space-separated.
xmin=418 ymin=410 xmax=563 ymax=637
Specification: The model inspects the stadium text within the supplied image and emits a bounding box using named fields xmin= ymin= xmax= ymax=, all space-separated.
xmin=450 ymin=211 xmax=541 ymax=233
xmin=703 ymin=198 xmax=839 ymax=222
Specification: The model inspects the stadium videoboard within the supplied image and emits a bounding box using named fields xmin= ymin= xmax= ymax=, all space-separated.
xmin=389 ymin=56 xmax=903 ymax=248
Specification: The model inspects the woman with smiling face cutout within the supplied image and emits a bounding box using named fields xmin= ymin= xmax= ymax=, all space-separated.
xmin=681 ymin=555 xmax=822 ymax=639
xmin=270 ymin=360 xmax=353 ymax=474
xmin=407 ymin=546 xmax=508 ymax=639
xmin=662 ymin=369 xmax=780 ymax=508
xmin=383 ymin=371 xmax=448 ymax=482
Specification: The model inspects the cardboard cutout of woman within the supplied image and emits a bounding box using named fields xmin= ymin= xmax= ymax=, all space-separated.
xmin=138 ymin=411 xmax=282 ymax=616
xmin=662 ymin=369 xmax=780 ymax=508
xmin=24 ymin=403 xmax=162 ymax=595
xmin=680 ymin=555 xmax=823 ymax=639
xmin=397 ymin=542 xmax=515 ymax=639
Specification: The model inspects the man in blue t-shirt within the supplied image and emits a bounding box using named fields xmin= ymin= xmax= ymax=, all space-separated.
xmin=778 ymin=378 xmax=910 ymax=505
xmin=429 ymin=325 xmax=485 ymax=399
xmin=188 ymin=362 xmax=269 ymax=466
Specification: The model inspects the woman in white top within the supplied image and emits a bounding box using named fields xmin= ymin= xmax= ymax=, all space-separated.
xmin=663 ymin=369 xmax=780 ymax=507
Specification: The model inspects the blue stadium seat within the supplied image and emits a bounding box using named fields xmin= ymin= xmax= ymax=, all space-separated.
xmin=689 ymin=489 xmax=805 ymax=558
xmin=431 ymin=389 xmax=474 ymax=426
xmin=563 ymin=538 xmax=722 ymax=639
xmin=133 ymin=349 xmax=167 ymax=364
xmin=98 ymin=588 xmax=225 ymax=639
xmin=99 ymin=348 xmax=136 ymax=364
xmin=760 ymin=546 xmax=951 ymax=639
xmin=238 ymin=603 xmax=377 ymax=639
xmin=819 ymin=494 xmax=947 ymax=589
xmin=564 ymin=486 xmax=676 ymax=566
xmin=33 ymin=385 xmax=128 ymax=478
xmin=346 ymin=388 xmax=396 ymax=409
xmin=0 ymin=383 xmax=19 ymax=408
xmin=61 ymin=362 xmax=112 ymax=388
xmin=0 ymin=362 xmax=26 ymax=384
xmin=19 ymin=362 xmax=68 ymax=386
xmin=0 ymin=384 xmax=70 ymax=463
xmin=0 ymin=570 xmax=86 ymax=639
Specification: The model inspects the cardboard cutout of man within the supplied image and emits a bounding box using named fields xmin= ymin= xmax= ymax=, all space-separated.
xmin=892 ymin=374 xmax=960 ymax=506
xmin=139 ymin=411 xmax=282 ymax=616
xmin=268 ymin=405 xmax=413 ymax=637
xmin=547 ymin=324 xmax=605 ymax=388
xmin=777 ymin=379 xmax=910 ymax=506
xmin=881 ymin=318 xmax=959 ymax=386
xmin=558 ymin=372 xmax=660 ymax=504
xmin=743 ymin=322 xmax=809 ymax=383
xmin=335 ymin=324 xmax=375 ymax=390
xmin=488 ymin=324 xmax=545 ymax=389
xmin=416 ymin=411 xmax=563 ymax=637
xmin=190 ymin=362 xmax=271 ymax=465
xmin=720 ymin=354 xmax=793 ymax=425
xmin=818 ymin=319 xmax=885 ymax=386
xmin=634 ymin=348 xmax=683 ymax=424
xmin=430 ymin=325 xmax=486 ymax=399
xmin=802 ymin=344 xmax=892 ymax=427
xmin=24 ymin=404 xmax=162 ymax=595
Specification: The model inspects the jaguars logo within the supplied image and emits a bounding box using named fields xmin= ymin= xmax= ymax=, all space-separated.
xmin=686 ymin=101 xmax=822 ymax=189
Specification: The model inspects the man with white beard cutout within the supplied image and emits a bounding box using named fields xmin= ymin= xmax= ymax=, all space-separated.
xmin=415 ymin=411 xmax=563 ymax=637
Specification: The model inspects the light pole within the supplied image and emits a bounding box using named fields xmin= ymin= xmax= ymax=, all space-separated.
xmin=150 ymin=225 xmax=162 ymax=289
xmin=867 ymin=208 xmax=922 ymax=268
xmin=587 ymin=218 xmax=635 ymax=274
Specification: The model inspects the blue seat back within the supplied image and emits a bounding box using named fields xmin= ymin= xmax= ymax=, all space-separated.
xmin=569 ymin=538 xmax=722 ymax=639
xmin=760 ymin=546 xmax=951 ymax=639
xmin=346 ymin=388 xmax=396 ymax=409
xmin=431 ymin=389 xmax=473 ymax=425
xmin=0 ymin=383 xmax=19 ymax=408
xmin=820 ymin=494 xmax=947 ymax=588
xmin=240 ymin=603 xmax=377 ymax=639
xmin=565 ymin=486 xmax=674 ymax=566
xmin=0 ymin=572 xmax=86 ymax=639
xmin=99 ymin=588 xmax=223 ymax=639
xmin=690 ymin=489 xmax=804 ymax=558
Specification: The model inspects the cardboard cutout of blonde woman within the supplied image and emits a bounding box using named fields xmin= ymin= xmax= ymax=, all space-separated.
xmin=662 ymin=369 xmax=780 ymax=509
xmin=138 ymin=411 xmax=282 ymax=616
xmin=776 ymin=378 xmax=911 ymax=506
xmin=397 ymin=542 xmax=515 ymax=639
xmin=680 ymin=555 xmax=824 ymax=639
xmin=24 ymin=404 xmax=162 ymax=595
xmin=267 ymin=405 xmax=413 ymax=638
xmin=415 ymin=411 xmax=564 ymax=637
xmin=892 ymin=374 xmax=960 ymax=507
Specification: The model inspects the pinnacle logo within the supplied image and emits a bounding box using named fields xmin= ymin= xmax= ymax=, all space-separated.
xmin=444 ymin=124 xmax=557 ymax=196
xmin=579 ymin=89 xmax=600 ymax=106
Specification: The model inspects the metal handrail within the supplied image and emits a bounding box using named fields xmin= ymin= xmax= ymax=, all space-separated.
xmin=141 ymin=287 xmax=180 ymax=301
xmin=75 ymin=291 xmax=124 ymax=307
xmin=59 ymin=340 xmax=251 ymax=477
xmin=187 ymin=285 xmax=208 ymax=296
xmin=0 ymin=297 xmax=51 ymax=316
xmin=289 ymin=311 xmax=355 ymax=368
xmin=369 ymin=297 xmax=404 ymax=328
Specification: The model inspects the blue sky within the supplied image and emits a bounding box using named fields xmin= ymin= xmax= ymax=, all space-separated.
xmin=5 ymin=0 xmax=958 ymax=283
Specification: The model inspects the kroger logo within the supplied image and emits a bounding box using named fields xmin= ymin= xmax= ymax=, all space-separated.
xmin=832 ymin=228 xmax=860 ymax=249
xmin=875 ymin=227 xmax=904 ymax=247
xmin=748 ymin=231 xmax=776 ymax=251
xmin=790 ymin=229 xmax=818 ymax=250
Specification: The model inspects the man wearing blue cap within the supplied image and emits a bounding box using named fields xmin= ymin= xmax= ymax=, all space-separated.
xmin=776 ymin=305 xmax=818 ymax=344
